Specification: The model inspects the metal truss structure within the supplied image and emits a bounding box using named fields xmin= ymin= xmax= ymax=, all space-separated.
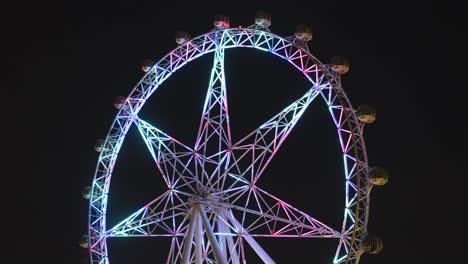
xmin=88 ymin=23 xmax=374 ymax=264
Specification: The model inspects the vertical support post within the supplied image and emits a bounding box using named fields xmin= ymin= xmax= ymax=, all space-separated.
xmin=194 ymin=211 xmax=203 ymax=264
xmin=196 ymin=204 xmax=227 ymax=264
xmin=226 ymin=210 xmax=276 ymax=264
xmin=225 ymin=234 xmax=240 ymax=264
xmin=220 ymin=210 xmax=240 ymax=264
xmin=181 ymin=208 xmax=197 ymax=264
xmin=217 ymin=210 xmax=227 ymax=259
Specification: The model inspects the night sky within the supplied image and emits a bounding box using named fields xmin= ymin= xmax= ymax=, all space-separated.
xmin=11 ymin=1 xmax=463 ymax=263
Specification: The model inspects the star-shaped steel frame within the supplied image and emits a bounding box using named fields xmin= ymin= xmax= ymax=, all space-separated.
xmin=88 ymin=26 xmax=372 ymax=264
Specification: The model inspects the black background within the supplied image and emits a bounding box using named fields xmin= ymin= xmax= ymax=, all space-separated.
xmin=9 ymin=0 xmax=463 ymax=263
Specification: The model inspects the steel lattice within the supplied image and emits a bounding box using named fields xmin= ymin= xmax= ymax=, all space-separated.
xmin=88 ymin=26 xmax=371 ymax=264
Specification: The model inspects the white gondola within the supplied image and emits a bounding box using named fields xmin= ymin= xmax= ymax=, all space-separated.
xmin=369 ymin=166 xmax=389 ymax=186
xmin=94 ymin=139 xmax=104 ymax=152
xmin=114 ymin=96 xmax=126 ymax=109
xmin=294 ymin=24 xmax=312 ymax=41
xmin=361 ymin=236 xmax=383 ymax=254
xmin=254 ymin=10 xmax=271 ymax=27
xmin=213 ymin=14 xmax=230 ymax=29
xmin=175 ymin=31 xmax=190 ymax=45
xmin=79 ymin=235 xmax=89 ymax=248
xmin=330 ymin=56 xmax=350 ymax=74
xmin=141 ymin=59 xmax=154 ymax=73
xmin=357 ymin=104 xmax=376 ymax=123
xmin=82 ymin=186 xmax=91 ymax=199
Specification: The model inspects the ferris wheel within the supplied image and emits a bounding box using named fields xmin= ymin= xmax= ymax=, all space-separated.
xmin=81 ymin=11 xmax=388 ymax=264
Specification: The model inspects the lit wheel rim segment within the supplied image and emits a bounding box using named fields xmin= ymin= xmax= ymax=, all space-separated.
xmin=88 ymin=27 xmax=371 ymax=263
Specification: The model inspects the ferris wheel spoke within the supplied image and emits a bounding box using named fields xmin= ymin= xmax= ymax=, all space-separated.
xmin=194 ymin=42 xmax=232 ymax=188
xmin=216 ymin=208 xmax=273 ymax=263
xmin=107 ymin=190 xmax=192 ymax=237
xmin=222 ymin=186 xmax=340 ymax=238
xmin=229 ymin=85 xmax=322 ymax=185
xmin=223 ymin=209 xmax=276 ymax=263
xmin=133 ymin=117 xmax=198 ymax=192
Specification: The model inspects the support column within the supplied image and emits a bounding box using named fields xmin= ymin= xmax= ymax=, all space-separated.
xmin=226 ymin=210 xmax=276 ymax=264
xmin=217 ymin=210 xmax=227 ymax=258
xmin=221 ymin=211 xmax=240 ymax=264
xmin=194 ymin=211 xmax=203 ymax=264
xmin=196 ymin=203 xmax=227 ymax=264
xmin=181 ymin=208 xmax=198 ymax=264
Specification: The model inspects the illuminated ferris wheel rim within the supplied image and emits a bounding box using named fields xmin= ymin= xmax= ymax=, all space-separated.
xmin=87 ymin=24 xmax=379 ymax=264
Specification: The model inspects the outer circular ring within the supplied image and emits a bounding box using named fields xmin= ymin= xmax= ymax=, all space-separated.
xmin=88 ymin=28 xmax=370 ymax=263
